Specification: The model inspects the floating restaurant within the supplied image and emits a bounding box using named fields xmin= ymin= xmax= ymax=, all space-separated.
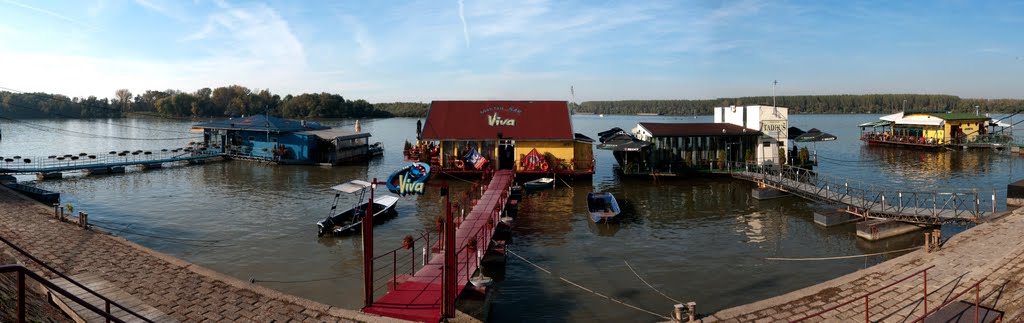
xmin=859 ymin=111 xmax=1011 ymax=149
xmin=599 ymin=105 xmax=795 ymax=176
xmin=192 ymin=115 xmax=375 ymax=165
xmin=415 ymin=100 xmax=594 ymax=177
xmin=599 ymin=122 xmax=763 ymax=176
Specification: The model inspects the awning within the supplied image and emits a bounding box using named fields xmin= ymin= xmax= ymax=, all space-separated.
xmin=993 ymin=120 xmax=1012 ymax=127
xmin=795 ymin=128 xmax=837 ymax=142
xmin=300 ymin=129 xmax=371 ymax=141
xmin=331 ymin=180 xmax=372 ymax=193
xmin=895 ymin=115 xmax=944 ymax=126
xmin=788 ymin=127 xmax=806 ymax=140
xmin=858 ymin=120 xmax=892 ymax=128
xmin=880 ymin=112 xmax=904 ymax=122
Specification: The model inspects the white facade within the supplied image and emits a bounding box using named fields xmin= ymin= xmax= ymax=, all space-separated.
xmin=713 ymin=105 xmax=789 ymax=165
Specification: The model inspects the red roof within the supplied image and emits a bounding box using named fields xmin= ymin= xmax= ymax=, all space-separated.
xmin=638 ymin=122 xmax=762 ymax=137
xmin=420 ymin=101 xmax=574 ymax=140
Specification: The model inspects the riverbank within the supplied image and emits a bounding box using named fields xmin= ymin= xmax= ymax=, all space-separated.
xmin=703 ymin=206 xmax=1024 ymax=322
xmin=0 ymin=185 xmax=397 ymax=322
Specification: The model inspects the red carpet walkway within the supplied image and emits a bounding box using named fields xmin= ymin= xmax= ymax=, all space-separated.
xmin=363 ymin=170 xmax=513 ymax=322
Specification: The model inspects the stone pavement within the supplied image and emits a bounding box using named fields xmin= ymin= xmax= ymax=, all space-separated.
xmin=0 ymin=185 xmax=401 ymax=322
xmin=704 ymin=207 xmax=1024 ymax=322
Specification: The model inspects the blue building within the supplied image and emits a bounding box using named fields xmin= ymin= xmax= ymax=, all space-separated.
xmin=192 ymin=115 xmax=373 ymax=165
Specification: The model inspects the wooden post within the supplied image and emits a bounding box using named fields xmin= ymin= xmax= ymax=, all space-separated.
xmin=924 ymin=232 xmax=931 ymax=253
xmin=687 ymin=302 xmax=696 ymax=322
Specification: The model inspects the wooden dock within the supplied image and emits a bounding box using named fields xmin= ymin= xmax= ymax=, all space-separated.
xmin=363 ymin=170 xmax=514 ymax=322
xmin=0 ymin=150 xmax=223 ymax=175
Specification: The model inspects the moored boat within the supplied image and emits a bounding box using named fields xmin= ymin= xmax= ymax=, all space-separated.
xmin=386 ymin=162 xmax=431 ymax=195
xmin=587 ymin=192 xmax=621 ymax=223
xmin=523 ymin=177 xmax=554 ymax=190
xmin=368 ymin=142 xmax=384 ymax=157
xmin=317 ymin=180 xmax=400 ymax=237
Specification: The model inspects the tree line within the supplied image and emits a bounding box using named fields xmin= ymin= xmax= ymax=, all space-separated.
xmin=578 ymin=94 xmax=1024 ymax=115
xmin=0 ymin=86 xmax=429 ymax=119
xmin=3 ymin=90 xmax=1020 ymax=119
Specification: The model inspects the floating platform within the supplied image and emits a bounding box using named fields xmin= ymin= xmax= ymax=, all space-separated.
xmin=2 ymin=183 xmax=59 ymax=205
xmin=856 ymin=219 xmax=925 ymax=241
xmin=1008 ymin=179 xmax=1024 ymax=207
xmin=751 ymin=187 xmax=791 ymax=200
xmin=814 ymin=210 xmax=861 ymax=227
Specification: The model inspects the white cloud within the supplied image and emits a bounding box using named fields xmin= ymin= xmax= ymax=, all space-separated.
xmin=342 ymin=15 xmax=377 ymax=64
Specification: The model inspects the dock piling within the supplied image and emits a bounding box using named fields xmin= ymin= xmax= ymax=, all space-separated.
xmin=687 ymin=302 xmax=696 ymax=322
xmin=673 ymin=304 xmax=684 ymax=322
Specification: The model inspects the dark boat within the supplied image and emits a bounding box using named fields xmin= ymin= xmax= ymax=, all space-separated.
xmin=386 ymin=162 xmax=431 ymax=195
xmin=317 ymin=180 xmax=400 ymax=237
xmin=587 ymin=192 xmax=621 ymax=223
xmin=523 ymin=177 xmax=554 ymax=190
xmin=368 ymin=142 xmax=384 ymax=157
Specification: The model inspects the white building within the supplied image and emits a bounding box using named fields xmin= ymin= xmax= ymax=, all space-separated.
xmin=713 ymin=105 xmax=789 ymax=165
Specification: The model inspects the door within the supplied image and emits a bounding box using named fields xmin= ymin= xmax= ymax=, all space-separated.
xmin=498 ymin=140 xmax=515 ymax=170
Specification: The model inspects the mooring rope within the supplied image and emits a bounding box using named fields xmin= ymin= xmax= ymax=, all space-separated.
xmin=559 ymin=177 xmax=573 ymax=188
xmin=506 ymin=249 xmax=672 ymax=320
xmin=765 ymin=246 xmax=921 ymax=261
xmin=250 ymin=272 xmax=357 ymax=284
xmin=623 ymin=260 xmax=683 ymax=305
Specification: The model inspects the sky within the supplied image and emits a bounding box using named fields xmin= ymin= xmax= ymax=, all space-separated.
xmin=0 ymin=0 xmax=1022 ymax=103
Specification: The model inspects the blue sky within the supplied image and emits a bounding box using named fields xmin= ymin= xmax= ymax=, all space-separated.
xmin=0 ymin=0 xmax=1022 ymax=102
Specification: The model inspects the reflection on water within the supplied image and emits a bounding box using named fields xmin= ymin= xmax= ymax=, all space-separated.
xmin=2 ymin=115 xmax=1020 ymax=322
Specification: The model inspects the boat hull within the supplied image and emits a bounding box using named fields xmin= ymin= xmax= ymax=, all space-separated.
xmin=587 ymin=192 xmax=621 ymax=223
xmin=523 ymin=178 xmax=554 ymax=190
xmin=317 ymin=195 xmax=400 ymax=236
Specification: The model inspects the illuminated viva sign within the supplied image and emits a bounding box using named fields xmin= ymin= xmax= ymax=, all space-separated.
xmin=487 ymin=112 xmax=516 ymax=126
xmin=481 ymin=106 xmax=522 ymax=127
xmin=398 ymin=174 xmax=425 ymax=195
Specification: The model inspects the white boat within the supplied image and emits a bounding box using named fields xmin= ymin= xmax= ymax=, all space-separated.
xmin=316 ymin=180 xmax=400 ymax=236
xmin=523 ymin=178 xmax=555 ymax=190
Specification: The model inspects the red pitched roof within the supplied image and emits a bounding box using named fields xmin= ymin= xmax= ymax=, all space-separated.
xmin=420 ymin=101 xmax=574 ymax=140
xmin=638 ymin=122 xmax=762 ymax=137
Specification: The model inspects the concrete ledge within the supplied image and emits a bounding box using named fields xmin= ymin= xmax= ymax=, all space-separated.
xmin=36 ymin=172 xmax=62 ymax=180
xmin=856 ymin=219 xmax=925 ymax=241
xmin=813 ymin=210 xmax=861 ymax=227
xmin=751 ymin=187 xmax=790 ymax=200
xmin=86 ymin=167 xmax=110 ymax=175
xmin=1008 ymin=179 xmax=1024 ymax=207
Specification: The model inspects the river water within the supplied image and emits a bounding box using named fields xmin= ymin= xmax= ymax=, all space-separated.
xmin=0 ymin=114 xmax=1020 ymax=322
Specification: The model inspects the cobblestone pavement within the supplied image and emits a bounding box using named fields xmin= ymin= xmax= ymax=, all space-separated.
xmin=705 ymin=208 xmax=1024 ymax=322
xmin=0 ymin=186 xmax=400 ymax=323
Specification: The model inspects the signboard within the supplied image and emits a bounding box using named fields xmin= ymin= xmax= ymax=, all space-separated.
xmin=761 ymin=120 xmax=788 ymax=134
xmin=481 ymin=106 xmax=522 ymax=127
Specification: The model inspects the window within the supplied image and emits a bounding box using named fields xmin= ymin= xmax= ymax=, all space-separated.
xmin=248 ymin=136 xmax=255 ymax=141
xmin=271 ymin=138 xmax=278 ymax=143
xmin=763 ymin=142 xmax=771 ymax=147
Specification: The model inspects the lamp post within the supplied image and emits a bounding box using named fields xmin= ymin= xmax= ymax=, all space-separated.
xmin=903 ymin=99 xmax=907 ymax=112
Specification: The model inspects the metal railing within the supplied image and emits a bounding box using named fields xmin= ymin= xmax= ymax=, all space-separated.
xmin=0 ymin=147 xmax=221 ymax=173
xmin=910 ymin=278 xmax=1000 ymax=323
xmin=791 ymin=265 xmax=934 ymax=322
xmin=720 ymin=161 xmax=996 ymax=224
xmin=0 ymin=235 xmax=153 ymax=322
xmin=0 ymin=264 xmax=130 ymax=323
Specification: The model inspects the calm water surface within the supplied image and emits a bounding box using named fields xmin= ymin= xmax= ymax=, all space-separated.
xmin=1 ymin=114 xmax=1021 ymax=322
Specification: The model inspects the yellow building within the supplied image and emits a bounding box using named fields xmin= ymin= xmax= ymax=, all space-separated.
xmin=860 ymin=112 xmax=992 ymax=147
xmin=417 ymin=100 xmax=594 ymax=176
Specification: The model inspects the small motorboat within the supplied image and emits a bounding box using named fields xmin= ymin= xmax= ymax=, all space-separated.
xmin=587 ymin=192 xmax=621 ymax=223
xmin=317 ymin=180 xmax=400 ymax=237
xmin=523 ymin=178 xmax=554 ymax=190
xmin=368 ymin=142 xmax=384 ymax=157
xmin=386 ymin=162 xmax=431 ymax=195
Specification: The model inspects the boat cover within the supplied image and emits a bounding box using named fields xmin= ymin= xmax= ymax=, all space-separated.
xmin=331 ymin=180 xmax=372 ymax=193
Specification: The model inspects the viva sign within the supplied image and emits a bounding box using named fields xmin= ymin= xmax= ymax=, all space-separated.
xmin=397 ymin=174 xmax=425 ymax=195
xmin=487 ymin=112 xmax=516 ymax=126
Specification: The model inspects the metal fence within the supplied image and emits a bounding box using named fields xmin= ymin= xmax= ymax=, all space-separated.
xmin=0 ymin=147 xmax=221 ymax=173
xmin=722 ymin=161 xmax=997 ymax=224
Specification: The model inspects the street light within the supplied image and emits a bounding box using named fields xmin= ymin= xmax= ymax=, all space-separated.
xmin=903 ymin=99 xmax=907 ymax=112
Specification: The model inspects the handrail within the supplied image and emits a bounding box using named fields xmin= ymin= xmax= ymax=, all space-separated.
xmin=0 ymin=264 xmax=127 ymax=323
xmin=909 ymin=278 xmax=996 ymax=323
xmin=0 ymin=235 xmax=153 ymax=322
xmin=791 ymin=265 xmax=934 ymax=322
xmin=720 ymin=160 xmax=996 ymax=222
